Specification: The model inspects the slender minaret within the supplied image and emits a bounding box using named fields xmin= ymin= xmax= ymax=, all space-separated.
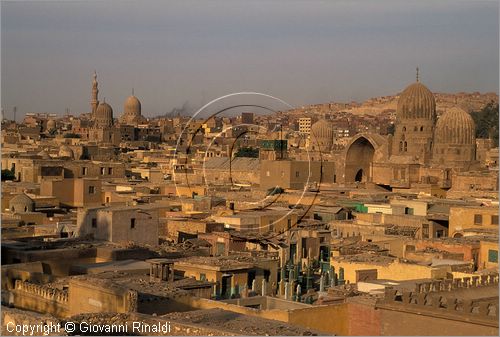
xmin=91 ymin=70 xmax=99 ymax=118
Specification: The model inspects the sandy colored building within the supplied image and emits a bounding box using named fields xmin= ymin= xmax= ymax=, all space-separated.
xmin=76 ymin=205 xmax=159 ymax=245
xmin=260 ymin=159 xmax=337 ymax=190
xmin=212 ymin=208 xmax=298 ymax=233
xmin=339 ymin=76 xmax=486 ymax=192
xmin=174 ymin=257 xmax=278 ymax=298
xmin=330 ymin=254 xmax=450 ymax=284
xmin=478 ymin=239 xmax=499 ymax=271
xmin=449 ymin=205 xmax=499 ymax=238
xmin=40 ymin=177 xmax=102 ymax=208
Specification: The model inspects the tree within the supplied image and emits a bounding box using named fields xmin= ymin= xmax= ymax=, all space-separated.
xmin=1 ymin=169 xmax=15 ymax=181
xmin=234 ymin=147 xmax=259 ymax=158
xmin=472 ymin=101 xmax=499 ymax=145
xmin=63 ymin=133 xmax=81 ymax=138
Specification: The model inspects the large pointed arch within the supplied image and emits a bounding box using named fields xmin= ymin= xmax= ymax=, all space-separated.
xmin=344 ymin=135 xmax=377 ymax=183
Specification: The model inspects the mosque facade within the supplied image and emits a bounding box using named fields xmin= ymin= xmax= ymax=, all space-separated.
xmin=339 ymin=70 xmax=480 ymax=189
xmin=86 ymin=72 xmax=146 ymax=144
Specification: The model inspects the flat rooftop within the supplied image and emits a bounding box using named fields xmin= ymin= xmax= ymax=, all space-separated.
xmin=161 ymin=308 xmax=325 ymax=336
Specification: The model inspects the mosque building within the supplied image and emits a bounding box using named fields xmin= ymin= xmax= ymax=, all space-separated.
xmin=119 ymin=90 xmax=146 ymax=126
xmin=309 ymin=119 xmax=334 ymax=154
xmin=90 ymin=71 xmax=99 ymax=118
xmin=339 ymin=68 xmax=481 ymax=190
xmin=94 ymin=100 xmax=114 ymax=129
xmin=88 ymin=72 xmax=120 ymax=145
xmin=83 ymin=71 xmax=151 ymax=144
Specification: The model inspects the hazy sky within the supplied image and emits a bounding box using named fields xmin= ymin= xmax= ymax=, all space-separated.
xmin=1 ymin=0 xmax=498 ymax=118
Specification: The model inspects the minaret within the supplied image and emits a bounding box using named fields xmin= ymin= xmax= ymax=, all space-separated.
xmin=91 ymin=70 xmax=99 ymax=118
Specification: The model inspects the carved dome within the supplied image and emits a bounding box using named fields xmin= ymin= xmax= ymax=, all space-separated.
xmin=396 ymin=81 xmax=436 ymax=121
xmin=94 ymin=101 xmax=114 ymax=128
xmin=435 ymin=107 xmax=475 ymax=145
xmin=310 ymin=119 xmax=333 ymax=152
xmin=311 ymin=119 xmax=333 ymax=139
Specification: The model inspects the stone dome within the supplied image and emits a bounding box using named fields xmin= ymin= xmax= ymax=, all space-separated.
xmin=311 ymin=119 xmax=333 ymax=138
xmin=94 ymin=102 xmax=114 ymax=128
xmin=120 ymin=95 xmax=143 ymax=125
xmin=432 ymin=106 xmax=476 ymax=165
xmin=9 ymin=193 xmax=35 ymax=213
xmin=396 ymin=81 xmax=436 ymax=120
xmin=310 ymin=119 xmax=334 ymax=152
xmin=58 ymin=145 xmax=74 ymax=159
xmin=124 ymin=95 xmax=141 ymax=116
xmin=435 ymin=107 xmax=475 ymax=145
xmin=46 ymin=119 xmax=56 ymax=131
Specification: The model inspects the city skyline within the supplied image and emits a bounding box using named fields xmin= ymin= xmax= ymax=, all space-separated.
xmin=1 ymin=0 xmax=499 ymax=118
xmin=1 ymin=2 xmax=499 ymax=335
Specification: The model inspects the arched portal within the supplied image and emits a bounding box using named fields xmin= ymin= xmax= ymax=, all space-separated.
xmin=345 ymin=136 xmax=375 ymax=183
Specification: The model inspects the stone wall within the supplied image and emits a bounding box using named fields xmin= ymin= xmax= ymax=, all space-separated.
xmin=377 ymin=274 xmax=499 ymax=336
xmin=346 ymin=296 xmax=381 ymax=336
xmin=179 ymin=295 xmax=350 ymax=335
xmin=9 ymin=280 xmax=69 ymax=317
xmin=67 ymin=278 xmax=137 ymax=317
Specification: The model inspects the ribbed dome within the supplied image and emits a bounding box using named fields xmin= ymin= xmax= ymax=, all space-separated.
xmin=124 ymin=95 xmax=141 ymax=116
xmin=95 ymin=102 xmax=114 ymax=128
xmin=9 ymin=193 xmax=35 ymax=213
xmin=396 ymin=82 xmax=436 ymax=120
xmin=435 ymin=107 xmax=475 ymax=145
xmin=310 ymin=119 xmax=333 ymax=152
xmin=311 ymin=119 xmax=333 ymax=139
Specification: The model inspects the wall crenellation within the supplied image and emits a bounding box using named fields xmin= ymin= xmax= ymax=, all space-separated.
xmin=381 ymin=274 xmax=499 ymax=320
xmin=14 ymin=280 xmax=68 ymax=304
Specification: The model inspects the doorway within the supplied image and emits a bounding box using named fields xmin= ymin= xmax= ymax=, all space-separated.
xmin=355 ymin=169 xmax=363 ymax=182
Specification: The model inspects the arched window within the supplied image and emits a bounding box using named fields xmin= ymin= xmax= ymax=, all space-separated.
xmin=420 ymin=126 xmax=424 ymax=131
xmin=402 ymin=126 xmax=406 ymax=132
xmin=403 ymin=141 xmax=408 ymax=152
xmin=399 ymin=141 xmax=403 ymax=152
